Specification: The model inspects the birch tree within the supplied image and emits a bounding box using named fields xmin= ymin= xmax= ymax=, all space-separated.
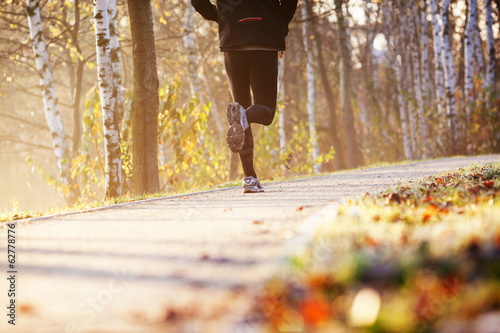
xmin=335 ymin=0 xmax=361 ymax=168
xmin=309 ymin=0 xmax=345 ymax=170
xmin=108 ymin=0 xmax=125 ymax=124
xmin=94 ymin=0 xmax=122 ymax=197
xmin=420 ymin=0 xmax=431 ymax=106
xmin=400 ymin=6 xmax=419 ymax=157
xmin=383 ymin=2 xmax=413 ymax=160
xmin=409 ymin=0 xmax=432 ymax=158
xmin=464 ymin=0 xmax=477 ymax=126
xmin=429 ymin=0 xmax=446 ymax=118
xmin=301 ymin=2 xmax=320 ymax=174
xmin=67 ymin=0 xmax=85 ymax=156
xmin=441 ymin=0 xmax=459 ymax=153
xmin=26 ymin=0 xmax=78 ymax=203
xmin=473 ymin=21 xmax=485 ymax=77
xmin=484 ymin=0 xmax=496 ymax=97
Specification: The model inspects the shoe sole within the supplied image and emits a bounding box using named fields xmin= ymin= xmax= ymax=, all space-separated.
xmin=226 ymin=103 xmax=245 ymax=152
xmin=243 ymin=186 xmax=264 ymax=193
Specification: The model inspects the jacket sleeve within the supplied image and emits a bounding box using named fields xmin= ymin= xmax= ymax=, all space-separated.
xmin=191 ymin=0 xmax=219 ymax=23
xmin=280 ymin=0 xmax=298 ymax=27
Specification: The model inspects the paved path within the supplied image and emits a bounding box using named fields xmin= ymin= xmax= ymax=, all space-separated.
xmin=1 ymin=155 xmax=498 ymax=333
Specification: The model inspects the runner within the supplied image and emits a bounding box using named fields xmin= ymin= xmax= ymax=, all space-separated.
xmin=192 ymin=0 xmax=298 ymax=193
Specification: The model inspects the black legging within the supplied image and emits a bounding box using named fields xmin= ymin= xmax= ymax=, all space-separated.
xmin=224 ymin=50 xmax=279 ymax=178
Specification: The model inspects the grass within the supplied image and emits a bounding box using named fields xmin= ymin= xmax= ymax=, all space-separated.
xmin=252 ymin=162 xmax=500 ymax=333
xmin=1 ymin=158 xmax=425 ymax=224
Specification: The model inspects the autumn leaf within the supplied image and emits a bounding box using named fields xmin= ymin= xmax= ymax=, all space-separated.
xmin=483 ymin=180 xmax=494 ymax=188
xmin=299 ymin=295 xmax=331 ymax=325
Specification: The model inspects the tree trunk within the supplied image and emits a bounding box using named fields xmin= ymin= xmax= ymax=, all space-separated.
xmin=94 ymin=0 xmax=123 ymax=198
xmin=127 ymin=0 xmax=160 ymax=195
xmin=409 ymin=0 xmax=432 ymax=158
xmin=464 ymin=0 xmax=476 ymax=129
xmin=441 ymin=0 xmax=459 ymax=154
xmin=484 ymin=0 xmax=496 ymax=97
xmin=26 ymin=0 xmax=78 ymax=204
xmin=485 ymin=0 xmax=499 ymax=151
xmin=334 ymin=0 xmax=361 ymax=168
xmin=385 ymin=2 xmax=413 ymax=160
xmin=429 ymin=0 xmax=446 ymax=119
xmin=309 ymin=0 xmax=345 ymax=170
xmin=395 ymin=62 xmax=413 ymax=160
xmin=420 ymin=0 xmax=431 ymax=107
xmin=71 ymin=0 xmax=82 ymax=156
xmin=108 ymin=0 xmax=125 ymax=126
xmin=473 ymin=22 xmax=485 ymax=76
xmin=301 ymin=2 xmax=320 ymax=173
xmin=72 ymin=60 xmax=84 ymax=155
xmin=400 ymin=6 xmax=418 ymax=158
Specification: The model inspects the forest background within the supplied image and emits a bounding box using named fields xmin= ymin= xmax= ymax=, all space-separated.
xmin=0 ymin=0 xmax=498 ymax=213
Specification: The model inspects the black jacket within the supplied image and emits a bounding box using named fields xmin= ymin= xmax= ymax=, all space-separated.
xmin=191 ymin=0 xmax=298 ymax=52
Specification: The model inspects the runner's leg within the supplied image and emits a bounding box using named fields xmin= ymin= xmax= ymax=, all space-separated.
xmin=247 ymin=51 xmax=278 ymax=125
xmin=224 ymin=52 xmax=256 ymax=178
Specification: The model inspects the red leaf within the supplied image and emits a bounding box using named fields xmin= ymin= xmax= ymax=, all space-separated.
xmin=483 ymin=180 xmax=494 ymax=188
xmin=299 ymin=296 xmax=331 ymax=325
xmin=422 ymin=195 xmax=435 ymax=203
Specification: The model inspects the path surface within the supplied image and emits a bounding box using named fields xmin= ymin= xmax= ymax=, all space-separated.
xmin=1 ymin=155 xmax=498 ymax=333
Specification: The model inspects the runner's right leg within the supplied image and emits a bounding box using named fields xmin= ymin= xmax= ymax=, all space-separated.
xmin=224 ymin=52 xmax=257 ymax=178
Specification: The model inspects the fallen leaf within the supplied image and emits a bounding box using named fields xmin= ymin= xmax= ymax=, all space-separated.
xmin=300 ymin=295 xmax=331 ymax=325
xmin=483 ymin=180 xmax=494 ymax=188
xmin=388 ymin=193 xmax=401 ymax=204
xmin=422 ymin=195 xmax=435 ymax=203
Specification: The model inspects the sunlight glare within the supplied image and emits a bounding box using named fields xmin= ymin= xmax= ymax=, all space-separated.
xmin=349 ymin=288 xmax=381 ymax=327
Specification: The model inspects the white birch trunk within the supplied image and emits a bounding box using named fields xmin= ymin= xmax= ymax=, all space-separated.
xmin=464 ymin=0 xmax=476 ymax=123
xmin=441 ymin=0 xmax=458 ymax=147
xmin=402 ymin=11 xmax=418 ymax=158
xmin=429 ymin=0 xmax=446 ymax=117
xmin=409 ymin=1 xmax=431 ymax=158
xmin=420 ymin=1 xmax=431 ymax=106
xmin=26 ymin=0 xmax=76 ymax=201
xmin=301 ymin=3 xmax=320 ymax=173
xmin=94 ymin=0 xmax=122 ymax=197
xmin=395 ymin=59 xmax=413 ymax=160
xmin=278 ymin=55 xmax=286 ymax=173
xmin=473 ymin=22 xmax=485 ymax=76
xmin=107 ymin=0 xmax=124 ymax=123
xmin=388 ymin=2 xmax=413 ymax=160
xmin=364 ymin=0 xmax=379 ymax=90
xmin=484 ymin=0 xmax=496 ymax=94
